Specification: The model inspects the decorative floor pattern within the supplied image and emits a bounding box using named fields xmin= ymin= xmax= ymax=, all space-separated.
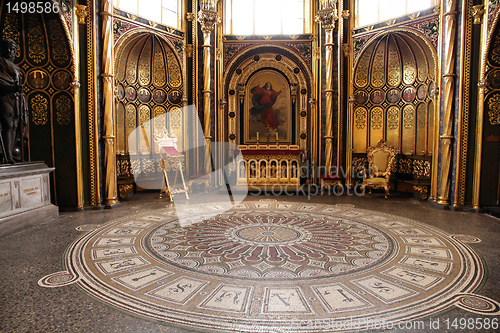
xmin=57 ymin=201 xmax=487 ymax=332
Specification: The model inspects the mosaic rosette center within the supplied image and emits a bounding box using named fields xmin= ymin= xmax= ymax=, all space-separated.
xmin=65 ymin=202 xmax=485 ymax=332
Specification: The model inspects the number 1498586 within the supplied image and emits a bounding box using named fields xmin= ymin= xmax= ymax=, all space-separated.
xmin=6 ymin=1 xmax=60 ymax=14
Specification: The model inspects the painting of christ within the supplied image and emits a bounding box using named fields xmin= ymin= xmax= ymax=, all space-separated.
xmin=245 ymin=69 xmax=291 ymax=143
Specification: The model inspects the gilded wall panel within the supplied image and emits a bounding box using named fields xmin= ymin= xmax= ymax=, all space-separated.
xmin=416 ymin=103 xmax=427 ymax=154
xmin=427 ymin=100 xmax=434 ymax=154
xmin=153 ymin=38 xmax=166 ymax=87
xmin=115 ymin=32 xmax=184 ymax=187
xmin=352 ymin=31 xmax=434 ymax=161
xmin=117 ymin=103 xmax=125 ymax=153
xmin=125 ymin=104 xmax=136 ymax=153
xmin=26 ymin=15 xmax=46 ymax=65
xmin=1 ymin=9 xmax=76 ymax=206
xmin=386 ymin=106 xmax=400 ymax=148
xmin=126 ymin=45 xmax=140 ymax=84
xmin=353 ymin=107 xmax=367 ymax=153
xmin=354 ymin=43 xmax=375 ymax=88
xmin=2 ymin=12 xmax=21 ymax=58
xmin=139 ymin=105 xmax=150 ymax=125
xmin=387 ymin=36 xmax=401 ymax=87
xmin=370 ymin=107 xmax=384 ymax=147
xmin=138 ymin=41 xmax=152 ymax=86
xmin=54 ymin=92 xmax=72 ymax=126
xmin=166 ymin=51 xmax=181 ymax=88
xmin=30 ymin=93 xmax=49 ymax=126
xmin=399 ymin=38 xmax=417 ymax=85
xmin=46 ymin=17 xmax=70 ymax=68
xmin=402 ymin=104 xmax=415 ymax=154
xmin=371 ymin=41 xmax=386 ymax=88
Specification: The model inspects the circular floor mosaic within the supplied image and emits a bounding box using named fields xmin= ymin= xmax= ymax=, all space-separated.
xmin=65 ymin=201 xmax=485 ymax=332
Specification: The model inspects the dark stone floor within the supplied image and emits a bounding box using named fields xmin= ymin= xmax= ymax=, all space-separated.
xmin=1 ymin=190 xmax=499 ymax=332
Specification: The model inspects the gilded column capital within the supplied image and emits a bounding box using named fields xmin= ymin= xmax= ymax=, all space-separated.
xmin=75 ymin=5 xmax=88 ymax=24
xmin=472 ymin=5 xmax=485 ymax=24
xmin=198 ymin=9 xmax=220 ymax=32
xmin=186 ymin=12 xmax=196 ymax=21
xmin=341 ymin=10 xmax=350 ymax=20
xmin=315 ymin=1 xmax=338 ymax=30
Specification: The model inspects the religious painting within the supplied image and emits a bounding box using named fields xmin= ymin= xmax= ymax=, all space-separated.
xmin=153 ymin=89 xmax=167 ymax=104
xmin=52 ymin=70 xmax=72 ymax=90
xmin=370 ymin=90 xmax=384 ymax=104
xmin=126 ymin=86 xmax=137 ymax=101
xmin=387 ymin=89 xmax=400 ymax=103
xmin=167 ymin=90 xmax=183 ymax=104
xmin=244 ymin=69 xmax=291 ymax=143
xmin=417 ymin=85 xmax=427 ymax=101
xmin=403 ymin=87 xmax=416 ymax=102
xmin=27 ymin=69 xmax=49 ymax=89
xmin=117 ymin=84 xmax=125 ymax=100
xmin=354 ymin=90 xmax=368 ymax=104
xmin=138 ymin=88 xmax=151 ymax=103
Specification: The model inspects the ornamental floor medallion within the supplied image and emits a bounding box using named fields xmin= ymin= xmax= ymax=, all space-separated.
xmin=62 ymin=201 xmax=485 ymax=332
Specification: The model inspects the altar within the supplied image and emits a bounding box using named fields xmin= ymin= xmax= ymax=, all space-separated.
xmin=236 ymin=145 xmax=302 ymax=191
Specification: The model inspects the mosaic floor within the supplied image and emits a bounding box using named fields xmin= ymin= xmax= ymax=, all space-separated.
xmin=40 ymin=201 xmax=497 ymax=332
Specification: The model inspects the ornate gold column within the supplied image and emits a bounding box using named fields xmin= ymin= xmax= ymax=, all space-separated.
xmin=337 ymin=5 xmax=349 ymax=172
xmin=453 ymin=0 xmax=474 ymax=207
xmin=316 ymin=0 xmax=338 ymax=175
xmin=73 ymin=5 xmax=88 ymax=209
xmin=101 ymin=0 xmax=118 ymax=207
xmin=472 ymin=3 xmax=488 ymax=209
xmin=198 ymin=0 xmax=219 ymax=175
xmin=437 ymin=0 xmax=458 ymax=205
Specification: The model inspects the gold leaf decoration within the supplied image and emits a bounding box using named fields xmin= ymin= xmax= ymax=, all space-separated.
xmin=138 ymin=41 xmax=152 ymax=86
xmin=55 ymin=95 xmax=72 ymax=125
xmin=387 ymin=106 xmax=400 ymax=130
xmin=47 ymin=19 xmax=70 ymax=67
xmin=355 ymin=107 xmax=367 ymax=129
xmin=31 ymin=94 xmax=49 ymax=125
xmin=2 ymin=13 xmax=21 ymax=58
xmin=27 ymin=16 xmax=46 ymax=64
xmin=488 ymin=93 xmax=500 ymax=125
xmin=403 ymin=105 xmax=415 ymax=129
xmin=153 ymin=39 xmax=166 ymax=87
xmin=166 ymin=51 xmax=182 ymax=88
xmin=371 ymin=42 xmax=386 ymax=87
xmin=371 ymin=107 xmax=383 ymax=130
xmin=387 ymin=40 xmax=401 ymax=87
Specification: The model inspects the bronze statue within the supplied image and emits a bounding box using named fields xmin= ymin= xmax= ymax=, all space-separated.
xmin=0 ymin=38 xmax=27 ymax=164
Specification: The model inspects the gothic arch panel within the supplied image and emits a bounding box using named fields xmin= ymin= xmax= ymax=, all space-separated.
xmin=0 ymin=2 xmax=77 ymax=207
xmin=351 ymin=30 xmax=436 ymax=181
xmin=225 ymin=48 xmax=312 ymax=152
xmin=114 ymin=32 xmax=184 ymax=194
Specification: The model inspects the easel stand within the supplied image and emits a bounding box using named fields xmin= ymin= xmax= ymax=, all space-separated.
xmin=159 ymin=148 xmax=189 ymax=201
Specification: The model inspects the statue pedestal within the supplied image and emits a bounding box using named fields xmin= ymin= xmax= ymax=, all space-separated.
xmin=0 ymin=162 xmax=58 ymax=237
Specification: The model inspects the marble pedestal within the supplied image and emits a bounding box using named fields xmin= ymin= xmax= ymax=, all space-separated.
xmin=0 ymin=162 xmax=58 ymax=237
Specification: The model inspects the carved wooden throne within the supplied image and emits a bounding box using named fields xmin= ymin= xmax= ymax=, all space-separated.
xmin=361 ymin=140 xmax=397 ymax=199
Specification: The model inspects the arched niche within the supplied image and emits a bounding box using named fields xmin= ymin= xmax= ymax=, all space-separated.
xmin=114 ymin=31 xmax=185 ymax=195
xmin=351 ymin=29 xmax=437 ymax=180
xmin=225 ymin=48 xmax=311 ymax=151
xmin=0 ymin=2 xmax=77 ymax=207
